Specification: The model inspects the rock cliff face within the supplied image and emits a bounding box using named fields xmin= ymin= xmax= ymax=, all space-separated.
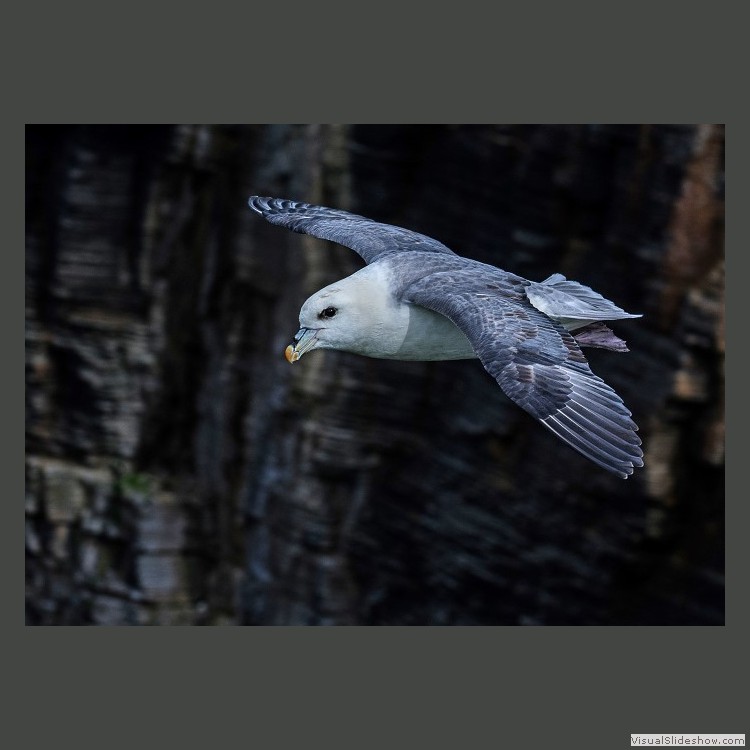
xmin=25 ymin=124 xmax=724 ymax=625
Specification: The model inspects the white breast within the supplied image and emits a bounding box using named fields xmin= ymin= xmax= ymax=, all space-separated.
xmin=393 ymin=303 xmax=476 ymax=361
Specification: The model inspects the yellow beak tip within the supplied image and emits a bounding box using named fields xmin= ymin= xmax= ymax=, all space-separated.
xmin=284 ymin=345 xmax=300 ymax=363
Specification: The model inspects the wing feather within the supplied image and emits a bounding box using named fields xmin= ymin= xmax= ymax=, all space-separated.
xmin=404 ymin=272 xmax=643 ymax=477
xmin=248 ymin=196 xmax=456 ymax=265
xmin=526 ymin=274 xmax=642 ymax=325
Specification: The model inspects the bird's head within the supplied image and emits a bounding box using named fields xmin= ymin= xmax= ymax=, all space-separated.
xmin=285 ymin=283 xmax=367 ymax=362
xmin=284 ymin=268 xmax=405 ymax=363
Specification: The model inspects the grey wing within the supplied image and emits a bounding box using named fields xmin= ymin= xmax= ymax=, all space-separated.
xmin=404 ymin=273 xmax=643 ymax=478
xmin=527 ymin=274 xmax=642 ymax=327
xmin=248 ymin=197 xmax=456 ymax=265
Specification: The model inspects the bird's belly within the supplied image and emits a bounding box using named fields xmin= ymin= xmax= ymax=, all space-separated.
xmin=392 ymin=304 xmax=477 ymax=361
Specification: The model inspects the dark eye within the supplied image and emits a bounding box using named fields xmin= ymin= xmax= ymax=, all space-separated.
xmin=319 ymin=306 xmax=337 ymax=319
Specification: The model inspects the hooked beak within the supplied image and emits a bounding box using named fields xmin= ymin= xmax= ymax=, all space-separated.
xmin=284 ymin=327 xmax=320 ymax=363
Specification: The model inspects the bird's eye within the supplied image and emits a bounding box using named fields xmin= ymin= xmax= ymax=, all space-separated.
xmin=319 ymin=306 xmax=337 ymax=319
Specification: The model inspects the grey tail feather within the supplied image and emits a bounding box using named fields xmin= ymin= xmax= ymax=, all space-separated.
xmin=573 ymin=322 xmax=630 ymax=352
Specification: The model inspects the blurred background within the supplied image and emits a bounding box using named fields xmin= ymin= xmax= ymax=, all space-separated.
xmin=25 ymin=124 xmax=724 ymax=625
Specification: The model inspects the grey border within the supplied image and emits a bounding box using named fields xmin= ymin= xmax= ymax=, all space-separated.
xmin=15 ymin=10 xmax=740 ymax=750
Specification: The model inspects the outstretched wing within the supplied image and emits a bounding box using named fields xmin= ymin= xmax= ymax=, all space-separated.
xmin=404 ymin=272 xmax=643 ymax=478
xmin=248 ymin=197 xmax=456 ymax=265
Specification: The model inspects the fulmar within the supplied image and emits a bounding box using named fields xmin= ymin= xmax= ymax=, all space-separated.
xmin=248 ymin=196 xmax=644 ymax=479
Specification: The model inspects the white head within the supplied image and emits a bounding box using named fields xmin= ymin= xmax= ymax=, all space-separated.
xmin=284 ymin=266 xmax=407 ymax=362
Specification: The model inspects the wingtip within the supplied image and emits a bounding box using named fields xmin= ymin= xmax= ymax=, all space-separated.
xmin=248 ymin=195 xmax=271 ymax=215
xmin=248 ymin=196 xmax=315 ymax=218
xmin=608 ymin=459 xmax=643 ymax=479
